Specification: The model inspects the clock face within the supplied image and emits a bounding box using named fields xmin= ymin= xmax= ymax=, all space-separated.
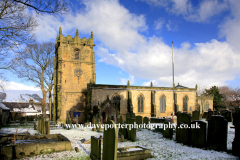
xmin=74 ymin=68 xmax=82 ymax=77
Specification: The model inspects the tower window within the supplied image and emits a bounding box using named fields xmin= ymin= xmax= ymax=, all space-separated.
xmin=138 ymin=94 xmax=144 ymax=112
xmin=160 ymin=95 xmax=166 ymax=113
xmin=74 ymin=49 xmax=80 ymax=60
xmin=183 ymin=96 xmax=188 ymax=113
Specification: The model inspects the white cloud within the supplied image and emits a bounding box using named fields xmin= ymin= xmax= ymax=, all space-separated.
xmin=120 ymin=75 xmax=135 ymax=85
xmin=219 ymin=0 xmax=240 ymax=53
xmin=32 ymin=0 xmax=240 ymax=88
xmin=1 ymin=80 xmax=41 ymax=91
xmin=138 ymin=0 xmax=169 ymax=7
xmin=154 ymin=18 xmax=165 ymax=30
xmin=141 ymin=0 xmax=230 ymax=23
xmin=165 ymin=20 xmax=178 ymax=31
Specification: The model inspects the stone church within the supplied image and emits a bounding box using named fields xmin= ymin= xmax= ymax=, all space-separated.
xmin=53 ymin=27 xmax=213 ymax=124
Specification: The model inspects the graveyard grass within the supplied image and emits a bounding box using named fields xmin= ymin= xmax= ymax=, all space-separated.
xmin=0 ymin=120 xmax=237 ymax=160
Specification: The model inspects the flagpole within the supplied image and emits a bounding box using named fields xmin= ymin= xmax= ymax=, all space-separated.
xmin=172 ymin=42 xmax=175 ymax=121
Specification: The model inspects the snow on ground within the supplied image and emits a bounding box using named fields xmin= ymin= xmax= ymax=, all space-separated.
xmin=0 ymin=122 xmax=239 ymax=160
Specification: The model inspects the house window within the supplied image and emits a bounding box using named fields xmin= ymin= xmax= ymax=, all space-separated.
xmin=160 ymin=95 xmax=166 ymax=113
xmin=112 ymin=94 xmax=120 ymax=111
xmin=183 ymin=96 xmax=188 ymax=112
xmin=138 ymin=95 xmax=144 ymax=112
xmin=74 ymin=49 xmax=80 ymax=60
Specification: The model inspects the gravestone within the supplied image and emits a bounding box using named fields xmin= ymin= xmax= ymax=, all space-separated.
xmin=175 ymin=111 xmax=181 ymax=117
xmin=232 ymin=108 xmax=240 ymax=156
xmin=176 ymin=113 xmax=191 ymax=144
xmin=136 ymin=116 xmax=143 ymax=126
xmin=119 ymin=116 xmax=127 ymax=139
xmin=192 ymin=110 xmax=200 ymax=121
xmin=90 ymin=136 xmax=102 ymax=160
xmin=206 ymin=111 xmax=213 ymax=121
xmin=176 ymin=122 xmax=190 ymax=145
xmin=202 ymin=112 xmax=208 ymax=119
xmin=130 ymin=112 xmax=135 ymax=118
xmin=150 ymin=118 xmax=165 ymax=123
xmin=155 ymin=125 xmax=163 ymax=133
xmin=190 ymin=120 xmax=207 ymax=148
xmin=207 ymin=115 xmax=228 ymax=151
xmin=222 ymin=110 xmax=232 ymax=122
xmin=45 ymin=121 xmax=50 ymax=134
xmin=163 ymin=122 xmax=173 ymax=139
xmin=102 ymin=120 xmax=118 ymax=160
xmin=128 ymin=118 xmax=136 ymax=141
xmin=143 ymin=117 xmax=149 ymax=126
xmin=177 ymin=113 xmax=191 ymax=124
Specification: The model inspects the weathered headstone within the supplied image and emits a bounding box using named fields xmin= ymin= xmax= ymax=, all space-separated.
xmin=192 ymin=110 xmax=200 ymax=121
xmin=177 ymin=113 xmax=191 ymax=124
xmin=130 ymin=112 xmax=135 ymax=118
xmin=207 ymin=115 xmax=228 ymax=151
xmin=232 ymin=108 xmax=240 ymax=156
xmin=176 ymin=113 xmax=191 ymax=145
xmin=136 ymin=116 xmax=142 ymax=128
xmin=128 ymin=118 xmax=136 ymax=142
xmin=206 ymin=111 xmax=213 ymax=121
xmin=222 ymin=110 xmax=232 ymax=122
xmin=155 ymin=124 xmax=163 ymax=133
xmin=190 ymin=120 xmax=207 ymax=148
xmin=102 ymin=120 xmax=118 ymax=160
xmin=143 ymin=117 xmax=149 ymax=126
xmin=90 ymin=136 xmax=102 ymax=160
xmin=150 ymin=118 xmax=166 ymax=123
xmin=175 ymin=111 xmax=181 ymax=117
xmin=163 ymin=122 xmax=173 ymax=139
xmin=45 ymin=121 xmax=50 ymax=134
xmin=202 ymin=112 xmax=208 ymax=119
xmin=176 ymin=122 xmax=190 ymax=145
xmin=119 ymin=116 xmax=127 ymax=138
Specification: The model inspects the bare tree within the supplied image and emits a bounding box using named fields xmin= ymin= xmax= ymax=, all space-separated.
xmin=0 ymin=0 xmax=37 ymax=70
xmin=219 ymin=86 xmax=240 ymax=109
xmin=0 ymin=0 xmax=67 ymax=72
xmin=13 ymin=0 xmax=68 ymax=14
xmin=13 ymin=42 xmax=54 ymax=118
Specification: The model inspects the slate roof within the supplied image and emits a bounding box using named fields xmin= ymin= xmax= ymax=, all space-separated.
xmin=2 ymin=102 xmax=49 ymax=112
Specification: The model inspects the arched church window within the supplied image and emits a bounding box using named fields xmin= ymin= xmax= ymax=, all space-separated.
xmin=160 ymin=95 xmax=166 ymax=113
xmin=74 ymin=49 xmax=80 ymax=60
xmin=183 ymin=96 xmax=188 ymax=113
xmin=112 ymin=94 xmax=120 ymax=111
xmin=138 ymin=95 xmax=144 ymax=112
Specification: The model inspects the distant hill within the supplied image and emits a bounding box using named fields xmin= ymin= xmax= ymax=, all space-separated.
xmin=0 ymin=90 xmax=49 ymax=103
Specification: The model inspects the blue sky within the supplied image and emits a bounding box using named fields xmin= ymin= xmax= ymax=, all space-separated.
xmin=2 ymin=0 xmax=240 ymax=92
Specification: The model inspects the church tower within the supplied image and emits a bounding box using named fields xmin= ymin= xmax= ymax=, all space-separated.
xmin=53 ymin=27 xmax=95 ymax=123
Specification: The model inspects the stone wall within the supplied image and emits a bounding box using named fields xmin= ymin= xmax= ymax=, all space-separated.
xmin=90 ymin=84 xmax=197 ymax=121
